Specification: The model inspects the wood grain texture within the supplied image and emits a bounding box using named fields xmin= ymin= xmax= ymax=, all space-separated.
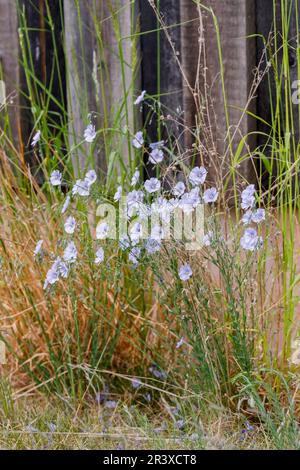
xmin=100 ymin=0 xmax=139 ymax=171
xmin=64 ymin=0 xmax=101 ymax=175
xmin=0 ymin=0 xmax=21 ymax=150
xmin=140 ymin=0 xmax=182 ymax=135
xmin=19 ymin=0 xmax=66 ymax=171
xmin=140 ymin=0 xmax=182 ymax=180
xmin=159 ymin=0 xmax=182 ymax=135
xmin=202 ymin=0 xmax=257 ymax=185
xmin=180 ymin=0 xmax=200 ymax=150
xmin=256 ymin=0 xmax=300 ymax=187
xmin=64 ymin=0 xmax=138 ymax=176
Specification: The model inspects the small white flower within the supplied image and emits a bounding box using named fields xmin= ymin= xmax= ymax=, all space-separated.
xmin=131 ymin=169 xmax=140 ymax=186
xmin=77 ymin=180 xmax=90 ymax=196
xmin=85 ymin=169 xmax=97 ymax=186
xmin=127 ymin=190 xmax=144 ymax=217
xmin=178 ymin=196 xmax=194 ymax=214
xmin=242 ymin=210 xmax=253 ymax=225
xmin=127 ymin=190 xmax=144 ymax=206
xmin=152 ymin=197 xmax=172 ymax=222
xmin=130 ymin=222 xmax=143 ymax=241
xmin=71 ymin=181 xmax=79 ymax=196
xmin=34 ymin=240 xmax=43 ymax=257
xmin=132 ymin=131 xmax=144 ymax=149
xmin=31 ymin=130 xmax=41 ymax=147
xmin=251 ymin=208 xmax=265 ymax=224
xmin=137 ymin=203 xmax=151 ymax=220
xmin=61 ymin=195 xmax=70 ymax=214
xmin=189 ymin=166 xmax=207 ymax=186
xmin=203 ymin=187 xmax=218 ymax=203
xmin=59 ymin=261 xmax=69 ymax=278
xmin=50 ymin=170 xmax=62 ymax=187
xmin=113 ymin=185 xmax=122 ymax=202
xmin=64 ymin=216 xmax=76 ymax=234
xmin=131 ymin=237 xmax=140 ymax=246
xmin=44 ymin=257 xmax=61 ymax=289
xmin=173 ymin=182 xmax=185 ymax=197
xmin=241 ymin=208 xmax=265 ymax=225
xmin=72 ymin=182 xmax=79 ymax=196
xmin=63 ymin=241 xmax=77 ymax=263
xmin=96 ymin=222 xmax=109 ymax=240
xmin=95 ymin=247 xmax=104 ymax=265
xmin=149 ymin=148 xmax=164 ymax=165
xmin=242 ymin=184 xmax=256 ymax=198
xmin=127 ymin=203 xmax=144 ymax=219
xmin=176 ymin=337 xmax=185 ymax=349
xmin=149 ymin=140 xmax=164 ymax=151
xmin=105 ymin=400 xmax=118 ymax=409
xmin=189 ymin=187 xmax=200 ymax=202
xmin=129 ymin=247 xmax=141 ymax=265
xmin=241 ymin=185 xmax=256 ymax=210
xmin=203 ymin=231 xmax=213 ymax=247
xmin=119 ymin=234 xmax=131 ymax=250
xmin=179 ymin=188 xmax=200 ymax=213
xmin=145 ymin=238 xmax=161 ymax=254
xmin=43 ymin=257 xmax=70 ymax=289
xmin=241 ymin=195 xmax=255 ymax=211
xmin=131 ymin=378 xmax=142 ymax=389
xmin=179 ymin=263 xmax=193 ymax=281
xmin=84 ymin=124 xmax=96 ymax=143
xmin=134 ymin=90 xmax=146 ymax=106
xmin=151 ymin=224 xmax=164 ymax=240
xmin=144 ymin=177 xmax=161 ymax=194
xmin=72 ymin=179 xmax=90 ymax=197
xmin=240 ymin=228 xmax=262 ymax=251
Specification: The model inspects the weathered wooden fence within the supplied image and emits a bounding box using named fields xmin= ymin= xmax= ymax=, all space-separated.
xmin=0 ymin=0 xmax=297 ymax=181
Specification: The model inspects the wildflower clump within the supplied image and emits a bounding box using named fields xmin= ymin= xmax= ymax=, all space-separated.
xmin=29 ymin=100 xmax=267 ymax=398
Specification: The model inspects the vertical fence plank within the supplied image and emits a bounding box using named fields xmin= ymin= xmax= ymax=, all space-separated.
xmin=140 ymin=0 xmax=182 ymax=130
xmin=140 ymin=0 xmax=183 ymax=180
xmin=0 ymin=0 xmax=21 ymax=151
xmin=200 ymin=0 xmax=257 ymax=187
xmin=180 ymin=0 xmax=200 ymax=150
xmin=19 ymin=0 xmax=66 ymax=171
xmin=256 ymin=0 xmax=300 ymax=187
xmin=64 ymin=0 xmax=100 ymax=175
xmin=100 ymin=0 xmax=140 ymax=172
xmin=256 ymin=0 xmax=276 ymax=187
xmin=64 ymin=0 xmax=139 ymax=176
xmin=139 ymin=0 xmax=158 ymax=150
xmin=158 ymin=0 xmax=182 ymax=142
